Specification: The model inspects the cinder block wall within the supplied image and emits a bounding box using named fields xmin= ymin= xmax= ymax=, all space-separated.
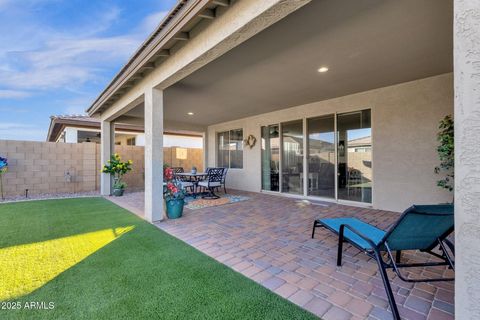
xmin=0 ymin=140 xmax=203 ymax=197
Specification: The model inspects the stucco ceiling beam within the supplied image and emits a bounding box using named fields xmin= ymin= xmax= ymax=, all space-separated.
xmin=199 ymin=9 xmax=216 ymax=19
xmin=174 ymin=32 xmax=190 ymax=41
xmin=212 ymin=0 xmax=229 ymax=7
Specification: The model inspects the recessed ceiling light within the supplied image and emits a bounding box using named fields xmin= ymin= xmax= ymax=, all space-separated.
xmin=187 ymin=112 xmax=194 ymax=115
xmin=318 ymin=66 xmax=329 ymax=73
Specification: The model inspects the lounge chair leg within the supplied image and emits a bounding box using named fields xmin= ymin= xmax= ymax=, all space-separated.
xmin=396 ymin=250 xmax=401 ymax=263
xmin=311 ymin=221 xmax=318 ymax=239
xmin=224 ymin=185 xmax=227 ymax=194
xmin=374 ymin=249 xmax=400 ymax=320
xmin=337 ymin=225 xmax=345 ymax=266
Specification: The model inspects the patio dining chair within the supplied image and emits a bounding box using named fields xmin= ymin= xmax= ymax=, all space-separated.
xmin=220 ymin=167 xmax=228 ymax=193
xmin=174 ymin=174 xmax=195 ymax=194
xmin=172 ymin=167 xmax=184 ymax=174
xmin=198 ymin=167 xmax=225 ymax=199
xmin=171 ymin=167 xmax=194 ymax=194
xmin=311 ymin=204 xmax=454 ymax=320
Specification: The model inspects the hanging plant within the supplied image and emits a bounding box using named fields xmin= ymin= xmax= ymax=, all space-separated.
xmin=434 ymin=115 xmax=454 ymax=192
xmin=0 ymin=156 xmax=8 ymax=200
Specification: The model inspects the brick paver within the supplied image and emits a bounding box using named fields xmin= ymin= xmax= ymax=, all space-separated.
xmin=112 ymin=190 xmax=455 ymax=320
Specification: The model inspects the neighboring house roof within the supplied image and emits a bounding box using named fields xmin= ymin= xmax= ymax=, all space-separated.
xmin=348 ymin=136 xmax=372 ymax=148
xmin=87 ymin=0 xmax=219 ymax=115
xmin=47 ymin=115 xmax=144 ymax=142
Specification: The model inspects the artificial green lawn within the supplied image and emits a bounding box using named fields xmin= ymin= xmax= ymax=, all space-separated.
xmin=0 ymin=198 xmax=317 ymax=319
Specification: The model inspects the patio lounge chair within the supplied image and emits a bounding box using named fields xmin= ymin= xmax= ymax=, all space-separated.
xmin=311 ymin=204 xmax=454 ymax=320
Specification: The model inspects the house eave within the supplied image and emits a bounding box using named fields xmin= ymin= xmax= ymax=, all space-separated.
xmin=86 ymin=0 xmax=214 ymax=116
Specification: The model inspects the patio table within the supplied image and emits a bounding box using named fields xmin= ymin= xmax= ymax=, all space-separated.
xmin=174 ymin=172 xmax=208 ymax=198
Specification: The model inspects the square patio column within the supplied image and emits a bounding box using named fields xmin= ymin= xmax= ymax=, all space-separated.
xmin=454 ymin=0 xmax=480 ymax=318
xmin=100 ymin=120 xmax=115 ymax=195
xmin=144 ymin=87 xmax=164 ymax=222
xmin=202 ymin=131 xmax=208 ymax=171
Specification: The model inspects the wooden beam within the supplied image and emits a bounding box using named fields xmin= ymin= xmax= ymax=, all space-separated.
xmin=199 ymin=8 xmax=215 ymax=19
xmin=212 ymin=0 xmax=229 ymax=7
xmin=174 ymin=32 xmax=189 ymax=41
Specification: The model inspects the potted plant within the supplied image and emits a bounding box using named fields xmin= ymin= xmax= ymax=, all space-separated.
xmin=0 ymin=156 xmax=8 ymax=200
xmin=191 ymin=166 xmax=197 ymax=174
xmin=164 ymin=167 xmax=187 ymax=219
xmin=101 ymin=153 xmax=133 ymax=196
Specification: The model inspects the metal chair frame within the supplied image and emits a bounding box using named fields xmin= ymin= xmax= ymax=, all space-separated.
xmin=311 ymin=206 xmax=454 ymax=320
xmin=200 ymin=168 xmax=225 ymax=199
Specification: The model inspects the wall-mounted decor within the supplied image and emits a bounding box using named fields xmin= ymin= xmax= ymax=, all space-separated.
xmin=244 ymin=134 xmax=257 ymax=149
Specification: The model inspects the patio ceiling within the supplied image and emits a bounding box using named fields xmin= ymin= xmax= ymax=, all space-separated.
xmin=148 ymin=0 xmax=451 ymax=127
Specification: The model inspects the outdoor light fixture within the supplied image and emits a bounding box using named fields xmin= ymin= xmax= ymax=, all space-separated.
xmin=187 ymin=112 xmax=194 ymax=115
xmin=318 ymin=66 xmax=329 ymax=73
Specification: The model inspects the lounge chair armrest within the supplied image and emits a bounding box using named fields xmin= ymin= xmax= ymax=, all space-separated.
xmin=339 ymin=224 xmax=379 ymax=250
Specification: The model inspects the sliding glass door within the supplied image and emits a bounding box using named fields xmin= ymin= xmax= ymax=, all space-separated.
xmin=260 ymin=109 xmax=372 ymax=204
xmin=307 ymin=115 xmax=335 ymax=198
xmin=281 ymin=120 xmax=303 ymax=195
xmin=337 ymin=110 xmax=372 ymax=203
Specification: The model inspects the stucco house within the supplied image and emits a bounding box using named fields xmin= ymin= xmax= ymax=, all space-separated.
xmin=85 ymin=0 xmax=480 ymax=317
xmin=47 ymin=115 xmax=145 ymax=145
xmin=47 ymin=114 xmax=203 ymax=148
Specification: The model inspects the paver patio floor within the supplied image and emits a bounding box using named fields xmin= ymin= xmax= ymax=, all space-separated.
xmin=108 ymin=190 xmax=454 ymax=320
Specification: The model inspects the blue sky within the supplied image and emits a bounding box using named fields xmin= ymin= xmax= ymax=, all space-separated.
xmin=0 ymin=0 xmax=177 ymax=141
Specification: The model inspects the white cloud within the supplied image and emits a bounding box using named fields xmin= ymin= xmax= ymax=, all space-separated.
xmin=0 ymin=7 xmax=167 ymax=94
xmin=0 ymin=122 xmax=46 ymax=141
xmin=140 ymin=10 xmax=169 ymax=34
xmin=0 ymin=106 xmax=28 ymax=113
xmin=0 ymin=89 xmax=30 ymax=98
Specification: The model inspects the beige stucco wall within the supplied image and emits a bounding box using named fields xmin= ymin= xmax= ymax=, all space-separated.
xmin=207 ymin=73 xmax=453 ymax=212
xmin=454 ymin=0 xmax=480 ymax=317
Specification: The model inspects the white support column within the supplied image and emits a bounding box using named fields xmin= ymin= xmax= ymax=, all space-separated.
xmin=202 ymin=131 xmax=208 ymax=171
xmin=454 ymin=1 xmax=480 ymax=318
xmin=100 ymin=121 xmax=115 ymax=196
xmin=144 ymin=87 xmax=164 ymax=222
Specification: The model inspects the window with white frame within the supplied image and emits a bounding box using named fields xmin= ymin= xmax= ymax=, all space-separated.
xmin=217 ymin=129 xmax=243 ymax=168
xmin=126 ymin=137 xmax=136 ymax=146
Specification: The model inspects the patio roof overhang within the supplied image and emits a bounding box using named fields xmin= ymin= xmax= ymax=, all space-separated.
xmin=91 ymin=0 xmax=452 ymax=127
xmin=161 ymin=0 xmax=453 ymax=126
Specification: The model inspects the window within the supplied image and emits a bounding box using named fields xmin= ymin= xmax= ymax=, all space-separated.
xmin=126 ymin=137 xmax=136 ymax=146
xmin=217 ymin=129 xmax=243 ymax=168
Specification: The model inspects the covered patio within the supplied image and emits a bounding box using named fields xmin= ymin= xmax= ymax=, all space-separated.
xmin=109 ymin=190 xmax=454 ymax=320
xmin=86 ymin=0 xmax=480 ymax=319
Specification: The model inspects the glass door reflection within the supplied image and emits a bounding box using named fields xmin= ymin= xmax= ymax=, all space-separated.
xmin=307 ymin=115 xmax=335 ymax=198
xmin=261 ymin=125 xmax=280 ymax=191
xmin=281 ymin=120 xmax=303 ymax=195
xmin=337 ymin=110 xmax=372 ymax=203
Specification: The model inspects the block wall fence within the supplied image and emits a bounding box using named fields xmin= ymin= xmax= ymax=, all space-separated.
xmin=0 ymin=140 xmax=203 ymax=198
